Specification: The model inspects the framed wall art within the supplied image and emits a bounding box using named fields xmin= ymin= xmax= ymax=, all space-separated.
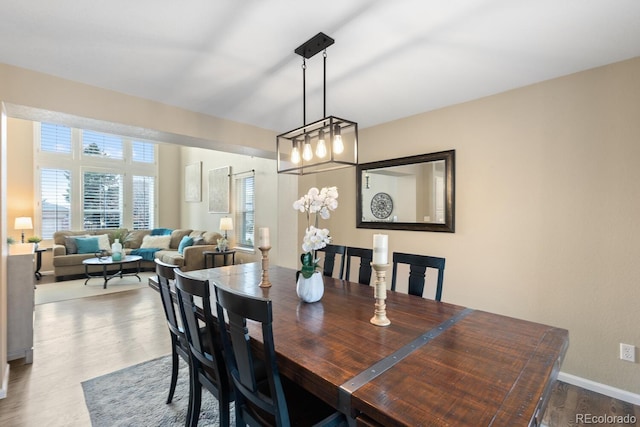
xmin=208 ymin=166 xmax=230 ymax=213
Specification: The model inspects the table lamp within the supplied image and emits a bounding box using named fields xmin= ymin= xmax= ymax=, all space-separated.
xmin=15 ymin=217 xmax=33 ymax=244
xmin=219 ymin=217 xmax=233 ymax=240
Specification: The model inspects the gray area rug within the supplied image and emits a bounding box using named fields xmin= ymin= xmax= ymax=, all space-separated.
xmin=82 ymin=355 xmax=234 ymax=426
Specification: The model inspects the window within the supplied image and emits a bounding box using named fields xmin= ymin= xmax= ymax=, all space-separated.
xmin=40 ymin=168 xmax=71 ymax=237
xmin=132 ymin=141 xmax=155 ymax=163
xmin=82 ymin=171 xmax=123 ymax=229
xmin=82 ymin=130 xmax=124 ymax=160
xmin=40 ymin=123 xmax=72 ymax=153
xmin=35 ymin=122 xmax=157 ymax=238
xmin=132 ymin=175 xmax=155 ymax=229
xmin=235 ymin=174 xmax=255 ymax=248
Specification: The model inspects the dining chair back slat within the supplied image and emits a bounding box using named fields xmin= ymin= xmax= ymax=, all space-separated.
xmin=317 ymin=244 xmax=346 ymax=279
xmin=391 ymin=252 xmax=446 ymax=301
xmin=345 ymin=247 xmax=373 ymax=285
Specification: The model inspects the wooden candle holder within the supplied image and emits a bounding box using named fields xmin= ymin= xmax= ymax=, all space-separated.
xmin=370 ymin=263 xmax=391 ymax=326
xmin=258 ymin=246 xmax=272 ymax=288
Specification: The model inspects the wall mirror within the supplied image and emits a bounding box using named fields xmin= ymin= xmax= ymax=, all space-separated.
xmin=356 ymin=150 xmax=455 ymax=232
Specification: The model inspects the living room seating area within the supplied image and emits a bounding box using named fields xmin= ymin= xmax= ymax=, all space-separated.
xmin=52 ymin=228 xmax=223 ymax=280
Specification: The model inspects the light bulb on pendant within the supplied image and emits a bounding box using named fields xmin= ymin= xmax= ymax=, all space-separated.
xmin=291 ymin=140 xmax=301 ymax=164
xmin=333 ymin=124 xmax=344 ymax=154
xmin=316 ymin=130 xmax=327 ymax=157
xmin=302 ymin=135 xmax=313 ymax=161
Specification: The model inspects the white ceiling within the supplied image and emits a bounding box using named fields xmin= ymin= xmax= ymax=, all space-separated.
xmin=1 ymin=0 xmax=640 ymax=133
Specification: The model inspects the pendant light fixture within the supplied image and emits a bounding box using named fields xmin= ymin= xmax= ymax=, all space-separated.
xmin=277 ymin=32 xmax=358 ymax=175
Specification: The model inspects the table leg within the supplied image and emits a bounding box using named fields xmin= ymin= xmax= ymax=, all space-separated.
xmin=103 ymin=264 xmax=108 ymax=289
xmin=133 ymin=260 xmax=141 ymax=282
xmin=34 ymin=251 xmax=43 ymax=280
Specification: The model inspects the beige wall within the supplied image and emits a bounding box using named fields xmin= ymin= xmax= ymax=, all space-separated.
xmin=312 ymin=57 xmax=640 ymax=394
xmin=6 ymin=118 xmax=33 ymax=233
xmin=155 ymin=142 xmax=182 ymax=229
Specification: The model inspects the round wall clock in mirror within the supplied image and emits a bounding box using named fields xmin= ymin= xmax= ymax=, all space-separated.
xmin=371 ymin=192 xmax=393 ymax=219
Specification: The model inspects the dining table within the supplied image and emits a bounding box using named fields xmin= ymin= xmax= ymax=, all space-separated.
xmin=149 ymin=262 xmax=568 ymax=426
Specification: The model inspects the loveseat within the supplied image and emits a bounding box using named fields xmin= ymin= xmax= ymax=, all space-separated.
xmin=52 ymin=228 xmax=223 ymax=281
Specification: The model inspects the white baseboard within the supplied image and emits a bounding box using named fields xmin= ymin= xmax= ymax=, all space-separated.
xmin=0 ymin=363 xmax=9 ymax=399
xmin=558 ymin=371 xmax=640 ymax=406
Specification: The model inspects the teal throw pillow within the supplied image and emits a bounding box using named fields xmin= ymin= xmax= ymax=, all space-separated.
xmin=151 ymin=228 xmax=173 ymax=236
xmin=178 ymin=236 xmax=194 ymax=255
xmin=75 ymin=236 xmax=100 ymax=254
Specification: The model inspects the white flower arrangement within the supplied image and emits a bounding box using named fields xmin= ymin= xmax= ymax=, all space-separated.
xmin=302 ymin=226 xmax=331 ymax=253
xmin=293 ymin=186 xmax=339 ymax=277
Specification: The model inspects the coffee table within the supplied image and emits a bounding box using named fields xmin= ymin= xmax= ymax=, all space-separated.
xmin=82 ymin=255 xmax=143 ymax=289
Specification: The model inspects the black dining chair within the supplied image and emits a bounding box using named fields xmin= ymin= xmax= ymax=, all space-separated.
xmin=391 ymin=252 xmax=446 ymax=301
xmin=317 ymin=244 xmax=346 ymax=279
xmin=214 ymin=284 xmax=347 ymax=427
xmin=344 ymin=247 xmax=373 ymax=285
xmin=154 ymin=258 xmax=190 ymax=408
xmin=174 ymin=268 xmax=234 ymax=427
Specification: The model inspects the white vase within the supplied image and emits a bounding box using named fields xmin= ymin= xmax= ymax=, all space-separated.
xmin=111 ymin=238 xmax=123 ymax=261
xmin=296 ymin=271 xmax=324 ymax=303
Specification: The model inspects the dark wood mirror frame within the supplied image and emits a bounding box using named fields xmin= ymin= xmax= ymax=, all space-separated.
xmin=356 ymin=150 xmax=455 ymax=232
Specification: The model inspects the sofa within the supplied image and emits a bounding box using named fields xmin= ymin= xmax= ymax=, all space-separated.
xmin=52 ymin=228 xmax=223 ymax=281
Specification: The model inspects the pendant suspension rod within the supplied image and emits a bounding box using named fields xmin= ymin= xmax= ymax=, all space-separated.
xmin=302 ymin=58 xmax=307 ymax=126
xmin=323 ymin=50 xmax=327 ymax=117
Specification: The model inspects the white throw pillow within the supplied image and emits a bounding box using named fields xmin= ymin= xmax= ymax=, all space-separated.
xmin=141 ymin=235 xmax=171 ymax=249
xmin=97 ymin=234 xmax=111 ymax=251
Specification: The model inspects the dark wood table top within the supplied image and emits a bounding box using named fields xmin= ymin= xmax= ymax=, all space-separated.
xmin=157 ymin=263 xmax=568 ymax=427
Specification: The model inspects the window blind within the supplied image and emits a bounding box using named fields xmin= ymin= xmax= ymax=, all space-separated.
xmin=132 ymin=140 xmax=155 ymax=163
xmin=132 ymin=175 xmax=155 ymax=229
xmin=40 ymin=168 xmax=71 ymax=239
xmin=235 ymin=175 xmax=255 ymax=247
xmin=82 ymin=130 xmax=124 ymax=159
xmin=40 ymin=123 xmax=72 ymax=153
xmin=82 ymin=171 xmax=123 ymax=229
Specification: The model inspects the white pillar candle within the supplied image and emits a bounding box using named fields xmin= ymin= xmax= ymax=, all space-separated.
xmin=372 ymin=234 xmax=388 ymax=265
xmin=259 ymin=227 xmax=270 ymax=247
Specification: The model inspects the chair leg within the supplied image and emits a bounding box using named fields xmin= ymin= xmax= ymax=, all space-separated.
xmin=167 ymin=342 xmax=179 ymax=404
xmin=189 ymin=377 xmax=202 ymax=427
xmin=219 ymin=393 xmax=230 ymax=427
xmin=185 ymin=361 xmax=193 ymax=426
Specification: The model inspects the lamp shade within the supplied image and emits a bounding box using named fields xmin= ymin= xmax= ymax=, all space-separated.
xmin=220 ymin=217 xmax=233 ymax=231
xmin=15 ymin=217 xmax=33 ymax=230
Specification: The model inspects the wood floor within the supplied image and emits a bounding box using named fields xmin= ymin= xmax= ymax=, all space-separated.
xmin=543 ymin=381 xmax=639 ymax=426
xmin=1 ymin=280 xmax=638 ymax=426
xmin=0 ymin=285 xmax=170 ymax=426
